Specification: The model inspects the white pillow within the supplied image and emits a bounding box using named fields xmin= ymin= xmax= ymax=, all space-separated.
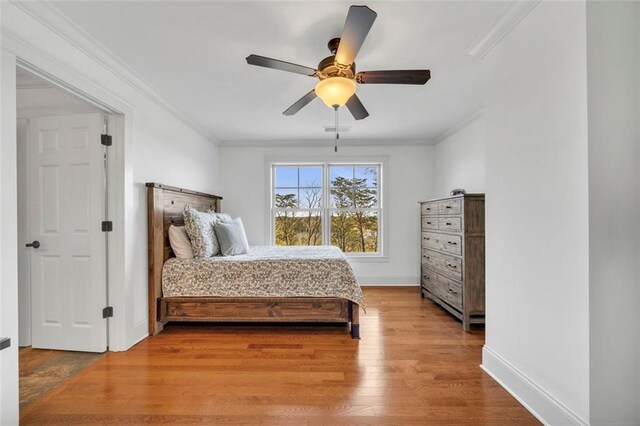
xmin=168 ymin=225 xmax=194 ymax=259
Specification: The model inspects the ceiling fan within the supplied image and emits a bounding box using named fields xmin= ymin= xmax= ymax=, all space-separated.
xmin=246 ymin=5 xmax=431 ymax=120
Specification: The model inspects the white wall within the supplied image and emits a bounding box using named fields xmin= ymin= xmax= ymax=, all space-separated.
xmin=1 ymin=3 xmax=220 ymax=421
xmin=219 ymin=144 xmax=435 ymax=285
xmin=586 ymin=2 xmax=640 ymax=424
xmin=481 ymin=1 xmax=591 ymax=424
xmin=433 ymin=113 xmax=485 ymax=197
xmin=129 ymin=108 xmax=220 ymax=326
xmin=0 ymin=46 xmax=21 ymax=426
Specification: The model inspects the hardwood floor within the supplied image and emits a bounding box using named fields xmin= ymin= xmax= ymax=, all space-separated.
xmin=20 ymin=287 xmax=539 ymax=425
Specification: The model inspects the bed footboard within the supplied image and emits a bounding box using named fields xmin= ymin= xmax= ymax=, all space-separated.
xmin=153 ymin=296 xmax=360 ymax=339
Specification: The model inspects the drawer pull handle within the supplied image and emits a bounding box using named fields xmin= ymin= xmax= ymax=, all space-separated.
xmin=446 ymin=222 xmax=452 ymax=225
xmin=447 ymin=241 xmax=457 ymax=245
xmin=426 ymin=207 xmax=431 ymax=210
xmin=427 ymin=222 xmax=432 ymax=224
xmin=447 ymin=263 xmax=457 ymax=269
xmin=446 ymin=206 xmax=452 ymax=209
xmin=424 ymin=255 xmax=430 ymax=259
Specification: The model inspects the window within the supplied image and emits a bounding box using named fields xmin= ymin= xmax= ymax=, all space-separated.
xmin=271 ymin=163 xmax=382 ymax=255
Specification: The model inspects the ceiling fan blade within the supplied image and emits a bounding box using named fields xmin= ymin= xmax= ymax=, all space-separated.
xmin=283 ymin=90 xmax=317 ymax=116
xmin=345 ymin=94 xmax=369 ymax=120
xmin=356 ymin=70 xmax=431 ymax=85
xmin=246 ymin=54 xmax=317 ymax=76
xmin=335 ymin=6 xmax=377 ymax=66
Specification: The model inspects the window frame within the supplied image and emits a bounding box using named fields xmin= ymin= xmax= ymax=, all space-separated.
xmin=270 ymin=162 xmax=384 ymax=257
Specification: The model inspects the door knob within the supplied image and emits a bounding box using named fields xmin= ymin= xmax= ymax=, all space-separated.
xmin=26 ymin=241 xmax=40 ymax=249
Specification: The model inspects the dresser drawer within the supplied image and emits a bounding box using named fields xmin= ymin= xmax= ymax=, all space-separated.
xmin=421 ymin=269 xmax=438 ymax=294
xmin=421 ymin=201 xmax=438 ymax=216
xmin=421 ymin=217 xmax=438 ymax=230
xmin=437 ymin=274 xmax=463 ymax=310
xmin=438 ymin=217 xmax=462 ymax=232
xmin=422 ymin=232 xmax=462 ymax=256
xmin=421 ymin=249 xmax=462 ymax=281
xmin=439 ymin=198 xmax=462 ymax=215
xmin=421 ymin=269 xmax=462 ymax=310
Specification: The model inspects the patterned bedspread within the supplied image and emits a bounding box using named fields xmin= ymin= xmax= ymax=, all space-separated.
xmin=162 ymin=245 xmax=365 ymax=307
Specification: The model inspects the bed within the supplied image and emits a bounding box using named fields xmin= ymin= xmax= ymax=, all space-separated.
xmin=146 ymin=182 xmax=362 ymax=339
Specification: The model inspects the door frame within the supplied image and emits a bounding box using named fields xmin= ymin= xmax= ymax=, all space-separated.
xmin=17 ymin=60 xmax=128 ymax=351
xmin=8 ymin=53 xmax=132 ymax=353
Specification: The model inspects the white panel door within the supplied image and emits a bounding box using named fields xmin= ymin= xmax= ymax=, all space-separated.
xmin=28 ymin=113 xmax=107 ymax=352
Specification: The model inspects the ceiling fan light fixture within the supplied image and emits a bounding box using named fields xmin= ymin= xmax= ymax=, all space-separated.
xmin=315 ymin=77 xmax=356 ymax=108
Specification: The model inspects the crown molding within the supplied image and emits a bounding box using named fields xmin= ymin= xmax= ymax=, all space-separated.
xmin=467 ymin=0 xmax=542 ymax=58
xmin=431 ymin=109 xmax=484 ymax=145
xmin=218 ymin=138 xmax=435 ymax=148
xmin=9 ymin=0 xmax=219 ymax=145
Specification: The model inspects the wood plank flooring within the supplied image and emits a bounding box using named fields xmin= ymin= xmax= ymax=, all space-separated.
xmin=20 ymin=287 xmax=539 ymax=425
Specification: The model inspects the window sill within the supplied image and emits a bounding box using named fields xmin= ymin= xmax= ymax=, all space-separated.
xmin=346 ymin=255 xmax=389 ymax=263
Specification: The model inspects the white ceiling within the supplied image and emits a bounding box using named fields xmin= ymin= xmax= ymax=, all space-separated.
xmin=17 ymin=68 xmax=104 ymax=118
xmin=52 ymin=1 xmax=507 ymax=145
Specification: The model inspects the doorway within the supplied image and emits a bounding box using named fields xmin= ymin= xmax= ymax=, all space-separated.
xmin=16 ymin=66 xmax=113 ymax=406
xmin=16 ymin=67 xmax=112 ymax=353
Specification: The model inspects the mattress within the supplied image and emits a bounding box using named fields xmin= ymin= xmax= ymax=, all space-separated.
xmin=161 ymin=245 xmax=365 ymax=307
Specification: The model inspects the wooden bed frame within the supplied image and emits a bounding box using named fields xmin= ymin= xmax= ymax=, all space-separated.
xmin=146 ymin=182 xmax=360 ymax=339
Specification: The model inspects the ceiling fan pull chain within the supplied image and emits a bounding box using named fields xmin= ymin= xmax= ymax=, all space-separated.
xmin=334 ymin=106 xmax=339 ymax=152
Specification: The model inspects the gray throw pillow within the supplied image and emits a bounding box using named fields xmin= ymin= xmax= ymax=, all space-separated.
xmin=213 ymin=217 xmax=249 ymax=256
xmin=183 ymin=205 xmax=220 ymax=257
xmin=214 ymin=213 xmax=233 ymax=223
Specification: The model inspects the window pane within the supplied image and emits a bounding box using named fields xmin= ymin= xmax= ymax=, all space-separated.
xmin=299 ymin=167 xmax=322 ymax=188
xmin=299 ymin=186 xmax=322 ymax=208
xmin=330 ymin=166 xmax=353 ymax=186
xmin=274 ymin=188 xmax=298 ymax=208
xmin=331 ymin=187 xmax=354 ymax=208
xmin=275 ymin=211 xmax=322 ymax=246
xmin=330 ymin=211 xmax=379 ymax=253
xmin=274 ymin=166 xmax=298 ymax=187
xmin=355 ymin=166 xmax=378 ymax=187
xmin=353 ymin=187 xmax=378 ymax=208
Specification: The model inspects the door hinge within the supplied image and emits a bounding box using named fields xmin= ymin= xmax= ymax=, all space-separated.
xmin=101 ymin=221 xmax=113 ymax=232
xmin=101 ymin=134 xmax=112 ymax=146
xmin=102 ymin=306 xmax=113 ymax=319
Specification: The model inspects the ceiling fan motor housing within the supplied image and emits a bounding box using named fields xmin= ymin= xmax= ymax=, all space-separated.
xmin=317 ymin=38 xmax=355 ymax=80
xmin=318 ymin=56 xmax=355 ymax=80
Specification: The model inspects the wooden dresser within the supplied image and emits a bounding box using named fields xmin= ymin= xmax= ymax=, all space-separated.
xmin=419 ymin=194 xmax=485 ymax=330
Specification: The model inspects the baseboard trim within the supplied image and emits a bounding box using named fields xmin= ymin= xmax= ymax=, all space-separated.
xmin=357 ymin=275 xmax=419 ymax=286
xmin=120 ymin=318 xmax=149 ymax=352
xmin=481 ymin=346 xmax=588 ymax=426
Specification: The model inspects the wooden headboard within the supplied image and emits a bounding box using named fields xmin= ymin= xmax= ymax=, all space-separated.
xmin=146 ymin=182 xmax=223 ymax=335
